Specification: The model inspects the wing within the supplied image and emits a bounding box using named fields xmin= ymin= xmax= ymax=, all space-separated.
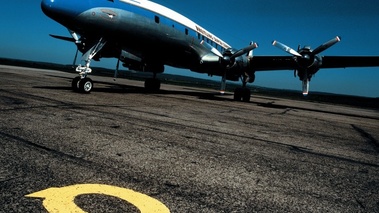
xmin=250 ymin=56 xmax=296 ymax=71
xmin=250 ymin=56 xmax=379 ymax=71
xmin=321 ymin=56 xmax=379 ymax=68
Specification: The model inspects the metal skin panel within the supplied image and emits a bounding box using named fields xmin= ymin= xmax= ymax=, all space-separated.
xmin=41 ymin=0 xmax=237 ymax=79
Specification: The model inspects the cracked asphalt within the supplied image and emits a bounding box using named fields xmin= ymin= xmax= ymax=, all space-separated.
xmin=0 ymin=65 xmax=378 ymax=212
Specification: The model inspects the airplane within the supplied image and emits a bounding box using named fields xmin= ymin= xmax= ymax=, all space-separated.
xmin=41 ymin=0 xmax=379 ymax=102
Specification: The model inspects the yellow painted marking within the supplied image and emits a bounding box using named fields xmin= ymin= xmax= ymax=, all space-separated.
xmin=26 ymin=184 xmax=170 ymax=213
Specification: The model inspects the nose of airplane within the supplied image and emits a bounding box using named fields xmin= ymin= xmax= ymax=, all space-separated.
xmin=41 ymin=0 xmax=86 ymax=21
xmin=41 ymin=0 xmax=54 ymax=17
xmin=41 ymin=0 xmax=72 ymax=20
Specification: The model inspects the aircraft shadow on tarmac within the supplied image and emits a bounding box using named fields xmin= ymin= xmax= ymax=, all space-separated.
xmin=30 ymin=77 xmax=379 ymax=167
xmin=36 ymin=75 xmax=379 ymax=120
xmin=36 ymin=75 xmax=234 ymax=101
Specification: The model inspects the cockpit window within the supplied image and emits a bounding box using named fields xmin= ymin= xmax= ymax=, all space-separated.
xmin=155 ymin=16 xmax=160 ymax=24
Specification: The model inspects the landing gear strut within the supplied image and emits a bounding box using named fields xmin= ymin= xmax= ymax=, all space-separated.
xmin=233 ymin=73 xmax=251 ymax=102
xmin=72 ymin=38 xmax=107 ymax=93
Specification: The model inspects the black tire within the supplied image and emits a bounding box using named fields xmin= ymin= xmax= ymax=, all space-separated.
xmin=234 ymin=87 xmax=251 ymax=102
xmin=78 ymin=78 xmax=93 ymax=94
xmin=72 ymin=76 xmax=81 ymax=92
xmin=144 ymin=78 xmax=161 ymax=91
xmin=234 ymin=88 xmax=243 ymax=101
xmin=241 ymin=88 xmax=251 ymax=102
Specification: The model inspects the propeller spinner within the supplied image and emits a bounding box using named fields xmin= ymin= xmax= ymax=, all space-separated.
xmin=272 ymin=36 xmax=341 ymax=95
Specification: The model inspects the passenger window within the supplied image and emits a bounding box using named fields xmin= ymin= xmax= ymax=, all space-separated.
xmin=155 ymin=16 xmax=160 ymax=24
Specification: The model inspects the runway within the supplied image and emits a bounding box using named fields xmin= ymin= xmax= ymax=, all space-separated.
xmin=1 ymin=65 xmax=378 ymax=212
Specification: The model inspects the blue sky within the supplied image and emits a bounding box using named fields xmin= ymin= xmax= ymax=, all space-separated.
xmin=1 ymin=0 xmax=379 ymax=97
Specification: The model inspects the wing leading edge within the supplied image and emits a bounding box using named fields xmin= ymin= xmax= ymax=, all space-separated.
xmin=321 ymin=56 xmax=379 ymax=69
xmin=250 ymin=56 xmax=379 ymax=71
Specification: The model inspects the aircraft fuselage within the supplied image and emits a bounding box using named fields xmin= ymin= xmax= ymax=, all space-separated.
xmin=41 ymin=0 xmax=246 ymax=80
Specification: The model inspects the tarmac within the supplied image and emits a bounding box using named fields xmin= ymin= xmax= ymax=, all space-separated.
xmin=0 ymin=65 xmax=378 ymax=212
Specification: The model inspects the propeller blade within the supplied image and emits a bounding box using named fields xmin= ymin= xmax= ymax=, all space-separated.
xmin=302 ymin=78 xmax=310 ymax=96
xmin=49 ymin=34 xmax=76 ymax=42
xmin=220 ymin=73 xmax=226 ymax=94
xmin=68 ymin=29 xmax=80 ymax=43
xmin=200 ymin=40 xmax=223 ymax=58
xmin=312 ymin=36 xmax=341 ymax=55
xmin=272 ymin=40 xmax=302 ymax=57
xmin=231 ymin=42 xmax=258 ymax=59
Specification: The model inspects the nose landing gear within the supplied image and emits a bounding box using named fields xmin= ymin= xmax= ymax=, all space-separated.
xmin=72 ymin=76 xmax=93 ymax=93
xmin=72 ymin=38 xmax=107 ymax=93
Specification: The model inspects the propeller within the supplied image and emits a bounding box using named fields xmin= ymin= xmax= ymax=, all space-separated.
xmin=230 ymin=42 xmax=259 ymax=59
xmin=50 ymin=29 xmax=86 ymax=68
xmin=272 ymin=36 xmax=341 ymax=96
xmin=200 ymin=40 xmax=223 ymax=58
xmin=222 ymin=43 xmax=258 ymax=66
xmin=312 ymin=36 xmax=341 ymax=55
xmin=69 ymin=30 xmax=80 ymax=43
xmin=200 ymin=41 xmax=258 ymax=94
xmin=68 ymin=30 xmax=82 ymax=68
xmin=201 ymin=40 xmax=258 ymax=65
xmin=272 ymin=40 xmax=302 ymax=57
xmin=49 ymin=34 xmax=76 ymax=42
xmin=272 ymin=36 xmax=341 ymax=58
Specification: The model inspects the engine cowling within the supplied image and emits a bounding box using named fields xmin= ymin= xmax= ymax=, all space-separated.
xmin=295 ymin=47 xmax=322 ymax=70
xmin=272 ymin=36 xmax=341 ymax=96
xmin=122 ymin=61 xmax=164 ymax=73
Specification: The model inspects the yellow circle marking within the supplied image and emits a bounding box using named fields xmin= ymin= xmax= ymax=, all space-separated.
xmin=26 ymin=184 xmax=170 ymax=213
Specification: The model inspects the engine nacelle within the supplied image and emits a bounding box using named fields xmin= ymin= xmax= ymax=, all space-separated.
xmin=122 ymin=61 xmax=164 ymax=73
xmin=120 ymin=50 xmax=164 ymax=73
xmin=295 ymin=48 xmax=323 ymax=70
xmin=122 ymin=61 xmax=143 ymax=71
xmin=144 ymin=63 xmax=164 ymax=73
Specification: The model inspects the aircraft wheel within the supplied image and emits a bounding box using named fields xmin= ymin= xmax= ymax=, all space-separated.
xmin=242 ymin=89 xmax=251 ymax=102
xmin=79 ymin=78 xmax=93 ymax=94
xmin=234 ymin=88 xmax=243 ymax=101
xmin=144 ymin=78 xmax=161 ymax=91
xmin=72 ymin=76 xmax=81 ymax=92
xmin=234 ymin=87 xmax=251 ymax=102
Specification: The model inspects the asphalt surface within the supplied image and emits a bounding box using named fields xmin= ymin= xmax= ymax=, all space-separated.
xmin=0 ymin=65 xmax=378 ymax=212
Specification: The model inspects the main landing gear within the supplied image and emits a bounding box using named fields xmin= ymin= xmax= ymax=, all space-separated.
xmin=234 ymin=87 xmax=251 ymax=102
xmin=144 ymin=73 xmax=161 ymax=91
xmin=233 ymin=73 xmax=252 ymax=102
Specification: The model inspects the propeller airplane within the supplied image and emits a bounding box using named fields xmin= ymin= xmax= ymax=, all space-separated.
xmin=41 ymin=0 xmax=379 ymax=101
